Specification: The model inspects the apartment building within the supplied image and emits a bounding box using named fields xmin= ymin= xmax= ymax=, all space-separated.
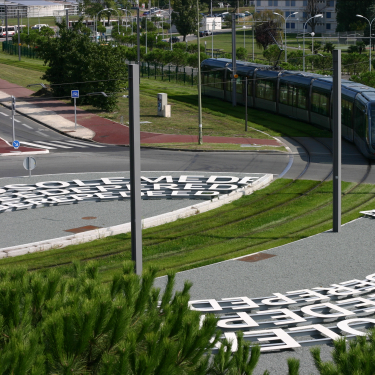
xmin=254 ymin=0 xmax=337 ymax=34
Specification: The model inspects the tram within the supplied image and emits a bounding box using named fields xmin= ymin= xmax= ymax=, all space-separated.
xmin=201 ymin=58 xmax=375 ymax=159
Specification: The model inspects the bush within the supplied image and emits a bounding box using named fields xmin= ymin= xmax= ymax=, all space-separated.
xmin=236 ymin=47 xmax=248 ymax=60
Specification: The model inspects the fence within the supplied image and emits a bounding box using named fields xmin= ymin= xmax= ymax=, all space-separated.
xmin=139 ymin=61 xmax=198 ymax=86
xmin=2 ymin=41 xmax=40 ymax=59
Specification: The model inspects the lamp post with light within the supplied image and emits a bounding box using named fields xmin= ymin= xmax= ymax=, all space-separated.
xmin=356 ymin=14 xmax=375 ymax=72
xmin=273 ymin=11 xmax=298 ymax=62
xmin=303 ymin=14 xmax=323 ymax=71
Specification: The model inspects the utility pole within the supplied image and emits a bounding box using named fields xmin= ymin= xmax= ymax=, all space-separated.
xmin=129 ymin=64 xmax=143 ymax=275
xmin=197 ymin=0 xmax=203 ymax=144
xmin=333 ymin=49 xmax=341 ymax=232
xmin=232 ymin=13 xmax=237 ymax=106
xmin=11 ymin=96 xmax=16 ymax=143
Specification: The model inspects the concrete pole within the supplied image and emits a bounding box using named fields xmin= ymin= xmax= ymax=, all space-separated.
xmin=232 ymin=13 xmax=236 ymax=106
xmin=333 ymin=49 xmax=341 ymax=232
xmin=66 ymin=8 xmax=69 ymax=29
xmin=129 ymin=64 xmax=143 ymax=275
xmin=11 ymin=96 xmax=15 ymax=143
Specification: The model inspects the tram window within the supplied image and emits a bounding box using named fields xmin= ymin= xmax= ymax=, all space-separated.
xmin=247 ymin=79 xmax=252 ymax=96
xmin=236 ymin=77 xmax=243 ymax=93
xmin=311 ymin=91 xmax=330 ymax=116
xmin=296 ymin=87 xmax=307 ymax=109
xmin=342 ymin=99 xmax=353 ymax=128
xmin=371 ymin=106 xmax=375 ymax=146
xmin=256 ymin=79 xmax=275 ymax=101
xmin=279 ymin=83 xmax=288 ymax=105
xmin=354 ymin=101 xmax=366 ymax=138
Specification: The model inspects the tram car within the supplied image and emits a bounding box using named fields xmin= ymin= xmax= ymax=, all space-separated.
xmin=201 ymin=58 xmax=375 ymax=159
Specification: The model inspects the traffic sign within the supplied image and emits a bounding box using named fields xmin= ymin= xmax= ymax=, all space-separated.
xmin=23 ymin=157 xmax=36 ymax=177
xmin=12 ymin=140 xmax=20 ymax=149
xmin=71 ymin=90 xmax=79 ymax=98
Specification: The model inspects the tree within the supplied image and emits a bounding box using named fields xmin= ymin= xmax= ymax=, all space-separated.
xmin=323 ymin=42 xmax=335 ymax=54
xmin=263 ymin=44 xmax=281 ymax=64
xmin=236 ymin=47 xmax=247 ymax=60
xmin=303 ymin=0 xmax=326 ymax=33
xmin=336 ymin=0 xmax=373 ymax=32
xmin=254 ymin=20 xmax=281 ymax=51
xmin=37 ymin=19 xmax=128 ymax=112
xmin=171 ymin=0 xmax=200 ymax=42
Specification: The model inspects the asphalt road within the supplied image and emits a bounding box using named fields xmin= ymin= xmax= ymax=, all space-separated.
xmin=0 ymin=105 xmax=118 ymax=152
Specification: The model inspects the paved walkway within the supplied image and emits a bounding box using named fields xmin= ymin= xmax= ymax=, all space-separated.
xmin=0 ymin=78 xmax=281 ymax=155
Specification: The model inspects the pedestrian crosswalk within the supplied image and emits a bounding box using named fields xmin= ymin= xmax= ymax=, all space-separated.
xmin=20 ymin=139 xmax=107 ymax=150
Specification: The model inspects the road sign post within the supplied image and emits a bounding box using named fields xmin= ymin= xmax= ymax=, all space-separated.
xmin=11 ymin=96 xmax=16 ymax=143
xmin=71 ymin=90 xmax=79 ymax=130
xmin=23 ymin=156 xmax=36 ymax=178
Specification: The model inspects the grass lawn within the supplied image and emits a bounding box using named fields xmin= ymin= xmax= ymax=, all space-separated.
xmin=0 ymin=179 xmax=374 ymax=281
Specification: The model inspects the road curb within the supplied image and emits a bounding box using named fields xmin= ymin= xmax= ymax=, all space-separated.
xmin=0 ymin=149 xmax=49 ymax=157
xmin=0 ymin=174 xmax=273 ymax=258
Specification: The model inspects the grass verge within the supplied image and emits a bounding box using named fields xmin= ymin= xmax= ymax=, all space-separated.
xmin=0 ymin=179 xmax=374 ymax=282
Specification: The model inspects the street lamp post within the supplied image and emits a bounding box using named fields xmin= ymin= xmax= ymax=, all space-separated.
xmin=356 ymin=14 xmax=375 ymax=72
xmin=273 ymin=11 xmax=298 ymax=62
xmin=211 ymin=17 xmax=215 ymax=58
xmin=118 ymin=8 xmax=133 ymax=35
xmin=243 ymin=24 xmax=246 ymax=49
xmin=303 ymin=14 xmax=323 ymax=71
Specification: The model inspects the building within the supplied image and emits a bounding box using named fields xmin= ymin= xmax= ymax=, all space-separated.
xmin=254 ymin=0 xmax=337 ymax=34
xmin=0 ymin=0 xmax=78 ymax=22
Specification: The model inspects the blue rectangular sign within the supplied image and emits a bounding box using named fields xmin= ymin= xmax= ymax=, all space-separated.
xmin=71 ymin=90 xmax=79 ymax=98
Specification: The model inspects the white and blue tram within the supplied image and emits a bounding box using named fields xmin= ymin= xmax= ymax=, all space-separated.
xmin=201 ymin=58 xmax=375 ymax=159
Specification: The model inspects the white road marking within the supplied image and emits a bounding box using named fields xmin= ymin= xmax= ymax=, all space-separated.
xmin=66 ymin=140 xmax=106 ymax=147
xmin=0 ymin=112 xmax=9 ymax=116
xmin=52 ymin=140 xmax=87 ymax=148
xmin=36 ymin=141 xmax=73 ymax=148
xmin=22 ymin=123 xmax=33 ymax=129
xmin=36 ymin=131 xmax=50 ymax=138
xmin=14 ymin=119 xmax=20 ymax=123
xmin=20 ymin=141 xmax=56 ymax=149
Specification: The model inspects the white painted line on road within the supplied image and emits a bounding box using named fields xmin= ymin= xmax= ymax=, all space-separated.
xmin=36 ymin=131 xmax=50 ymax=138
xmin=14 ymin=119 xmax=20 ymax=123
xmin=66 ymin=140 xmax=105 ymax=147
xmin=53 ymin=140 xmax=87 ymax=148
xmin=0 ymin=112 xmax=9 ymax=116
xmin=20 ymin=141 xmax=56 ymax=149
xmin=22 ymin=123 xmax=33 ymax=129
xmin=37 ymin=141 xmax=72 ymax=149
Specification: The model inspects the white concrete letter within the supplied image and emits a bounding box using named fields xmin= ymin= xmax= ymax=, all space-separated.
xmin=301 ymin=302 xmax=355 ymax=318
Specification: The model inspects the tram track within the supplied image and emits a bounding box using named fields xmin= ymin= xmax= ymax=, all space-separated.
xmin=21 ymin=136 xmax=374 ymax=275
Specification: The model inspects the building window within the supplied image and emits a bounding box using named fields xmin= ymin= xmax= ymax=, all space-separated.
xmin=291 ymin=0 xmax=295 ymax=6
xmin=286 ymin=11 xmax=290 ymax=17
xmin=303 ymin=0 xmax=307 ymax=5
xmin=286 ymin=22 xmax=290 ymax=28
xmin=291 ymin=22 xmax=295 ymax=29
xmin=326 ymin=12 xmax=331 ymax=18
xmin=326 ymin=23 xmax=331 ymax=30
xmin=285 ymin=0 xmax=290 ymax=6
xmin=327 ymin=0 xmax=334 ymax=6
xmin=257 ymin=0 xmax=261 ymax=6
xmin=303 ymin=12 xmax=307 ymax=18
xmin=274 ymin=0 xmax=278 ymax=5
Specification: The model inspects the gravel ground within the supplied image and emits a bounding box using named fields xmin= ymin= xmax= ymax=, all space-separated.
xmin=154 ymin=217 xmax=375 ymax=375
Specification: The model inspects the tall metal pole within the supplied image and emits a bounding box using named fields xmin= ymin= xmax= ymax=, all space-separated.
xmin=231 ymin=13 xmax=236 ymax=106
xmin=370 ymin=22 xmax=372 ymax=72
xmin=145 ymin=15 xmax=148 ymax=54
xmin=197 ymin=0 xmax=203 ymax=145
xmin=74 ymin=97 xmax=77 ymax=129
xmin=252 ymin=16 xmax=254 ymax=61
xmin=66 ymin=8 xmax=69 ymax=29
xmin=17 ymin=9 xmax=21 ymax=61
xmin=5 ymin=5 xmax=8 ymax=44
xmin=333 ymin=49 xmax=341 ymax=232
xmin=129 ymin=64 xmax=143 ymax=275
xmin=137 ymin=8 xmax=140 ymax=64
xmin=245 ymin=77 xmax=248 ymax=131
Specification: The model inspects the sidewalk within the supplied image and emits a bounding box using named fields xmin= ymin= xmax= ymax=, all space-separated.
xmin=0 ymin=78 xmax=282 ymax=155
